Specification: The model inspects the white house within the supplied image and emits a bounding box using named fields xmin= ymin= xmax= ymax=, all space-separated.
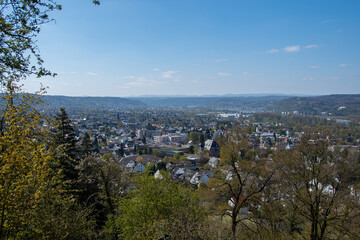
xmin=208 ymin=157 xmax=219 ymax=168
xmin=133 ymin=163 xmax=145 ymax=173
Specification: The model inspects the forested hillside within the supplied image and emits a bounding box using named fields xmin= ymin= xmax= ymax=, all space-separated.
xmin=133 ymin=96 xmax=289 ymax=110
xmin=42 ymin=95 xmax=146 ymax=109
xmin=273 ymin=94 xmax=360 ymax=116
xmin=204 ymin=96 xmax=289 ymax=110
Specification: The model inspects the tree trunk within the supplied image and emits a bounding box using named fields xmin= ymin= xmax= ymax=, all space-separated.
xmin=232 ymin=215 xmax=237 ymax=239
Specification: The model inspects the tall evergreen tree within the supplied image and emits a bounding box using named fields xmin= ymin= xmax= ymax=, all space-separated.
xmin=93 ymin=137 xmax=100 ymax=153
xmin=205 ymin=128 xmax=211 ymax=139
xmin=52 ymin=108 xmax=80 ymax=185
xmin=81 ymin=132 xmax=95 ymax=156
xmin=200 ymin=133 xmax=205 ymax=145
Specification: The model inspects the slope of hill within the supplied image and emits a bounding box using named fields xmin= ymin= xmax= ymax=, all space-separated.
xmin=133 ymin=96 xmax=289 ymax=110
xmin=132 ymin=97 xmax=213 ymax=107
xmin=41 ymin=96 xmax=146 ymax=110
xmin=272 ymin=94 xmax=360 ymax=116
xmin=30 ymin=94 xmax=360 ymax=116
xmin=205 ymin=96 xmax=289 ymax=110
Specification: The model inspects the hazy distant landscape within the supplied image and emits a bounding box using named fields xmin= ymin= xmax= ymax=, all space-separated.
xmin=41 ymin=94 xmax=360 ymax=117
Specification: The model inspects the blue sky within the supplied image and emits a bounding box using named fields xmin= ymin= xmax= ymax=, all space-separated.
xmin=24 ymin=0 xmax=360 ymax=96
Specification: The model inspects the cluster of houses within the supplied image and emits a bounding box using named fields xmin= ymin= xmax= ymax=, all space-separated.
xmin=65 ymin=110 xmax=360 ymax=189
xmin=59 ymin=109 xmax=360 ymax=219
xmin=118 ymin=154 xmax=219 ymax=188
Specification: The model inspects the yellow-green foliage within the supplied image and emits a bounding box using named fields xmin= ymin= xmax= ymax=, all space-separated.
xmin=116 ymin=171 xmax=205 ymax=239
xmin=0 ymin=83 xmax=63 ymax=238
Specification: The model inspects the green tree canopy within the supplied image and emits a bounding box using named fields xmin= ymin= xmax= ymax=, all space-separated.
xmin=115 ymin=172 xmax=205 ymax=239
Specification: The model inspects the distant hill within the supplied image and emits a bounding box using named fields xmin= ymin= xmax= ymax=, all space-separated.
xmin=272 ymin=94 xmax=360 ymax=116
xmin=204 ymin=96 xmax=290 ymax=110
xmin=133 ymin=96 xmax=289 ymax=110
xmin=133 ymin=97 xmax=219 ymax=107
xmin=41 ymin=95 xmax=146 ymax=110
xmin=31 ymin=94 xmax=360 ymax=116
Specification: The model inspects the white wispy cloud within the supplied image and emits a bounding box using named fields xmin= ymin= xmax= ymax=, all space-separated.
xmin=122 ymin=76 xmax=167 ymax=88
xmin=304 ymin=44 xmax=319 ymax=49
xmin=241 ymin=72 xmax=257 ymax=77
xmin=87 ymin=72 xmax=98 ymax=76
xmin=267 ymin=48 xmax=279 ymax=54
xmin=214 ymin=58 xmax=228 ymax=63
xmin=310 ymin=65 xmax=320 ymax=69
xmin=268 ymin=44 xmax=317 ymax=54
xmin=161 ymin=71 xmax=176 ymax=79
xmin=283 ymin=45 xmax=300 ymax=52
xmin=153 ymin=68 xmax=159 ymax=71
xmin=218 ymin=72 xmax=231 ymax=76
xmin=192 ymin=78 xmax=202 ymax=84
xmin=123 ymin=76 xmax=137 ymax=79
